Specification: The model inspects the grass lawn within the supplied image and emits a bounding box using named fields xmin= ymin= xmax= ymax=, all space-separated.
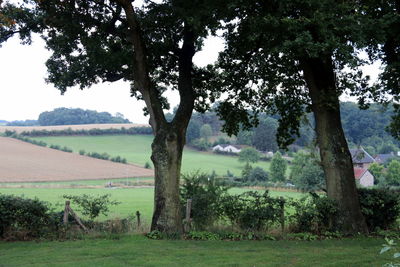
xmin=0 ymin=235 xmax=390 ymax=266
xmin=32 ymin=135 xmax=276 ymax=176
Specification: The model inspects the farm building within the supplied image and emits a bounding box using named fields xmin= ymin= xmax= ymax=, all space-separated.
xmin=374 ymin=153 xmax=397 ymax=164
xmin=354 ymin=167 xmax=374 ymax=187
xmin=212 ymin=144 xmax=242 ymax=153
xmin=350 ymin=147 xmax=375 ymax=169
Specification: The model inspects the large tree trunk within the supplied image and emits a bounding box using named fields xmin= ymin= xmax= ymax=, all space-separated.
xmin=150 ymin=126 xmax=186 ymax=233
xmin=300 ymin=57 xmax=368 ymax=234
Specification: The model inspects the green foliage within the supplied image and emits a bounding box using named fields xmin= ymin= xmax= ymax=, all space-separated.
xmin=221 ymin=191 xmax=284 ymax=231
xmin=386 ymin=160 xmax=400 ymax=186
xmin=185 ymin=231 xmax=220 ymax=241
xmin=144 ymin=162 xmax=151 ymax=169
xmin=290 ymin=152 xmax=325 ymax=191
xmin=186 ymin=119 xmax=201 ymax=144
xmin=191 ymin=138 xmax=211 ymax=151
xmin=358 ymin=188 xmax=400 ymax=231
xmin=185 ymin=231 xmax=276 ymax=241
xmin=236 ymin=130 xmax=253 ymax=145
xmin=238 ymin=147 xmax=260 ymax=163
xmin=63 ymin=194 xmax=120 ymax=221
xmin=20 ymin=127 xmax=153 ymax=137
xmin=252 ymin=117 xmax=279 ymax=152
xmin=270 ymin=152 xmax=287 ymax=182
xmin=380 ymin=238 xmax=400 ymax=267
xmin=241 ymin=162 xmax=253 ymax=180
xmin=369 ymin=162 xmax=385 ymax=185
xmin=79 ymin=149 xmax=86 ymax=155
xmin=38 ymin=108 xmax=130 ymax=126
xmin=245 ymin=167 xmax=269 ymax=182
xmin=0 ymin=194 xmax=58 ymax=239
xmin=289 ymin=194 xmax=339 ymax=233
xmin=199 ymin=124 xmax=213 ymax=142
xmin=180 ymin=172 xmax=227 ymax=230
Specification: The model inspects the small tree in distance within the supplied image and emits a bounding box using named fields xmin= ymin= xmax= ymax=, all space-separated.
xmin=200 ymin=124 xmax=213 ymax=142
xmin=238 ymin=147 xmax=260 ymax=164
xmin=270 ymin=151 xmax=287 ymax=182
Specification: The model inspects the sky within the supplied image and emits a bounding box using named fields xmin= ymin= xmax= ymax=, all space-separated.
xmin=0 ymin=33 xmax=224 ymax=124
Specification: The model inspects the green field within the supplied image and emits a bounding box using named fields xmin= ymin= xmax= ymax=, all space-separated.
xmin=0 ymin=235 xmax=390 ymax=266
xmin=0 ymin=187 xmax=304 ymax=221
xmin=32 ymin=135 xmax=276 ymax=176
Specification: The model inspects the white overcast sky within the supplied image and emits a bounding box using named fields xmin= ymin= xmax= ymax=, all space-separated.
xmin=0 ymin=33 xmax=224 ymax=123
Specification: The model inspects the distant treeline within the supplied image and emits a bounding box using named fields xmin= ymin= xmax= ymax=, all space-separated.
xmin=4 ymin=107 xmax=130 ymax=126
xmin=4 ymin=127 xmax=152 ymax=137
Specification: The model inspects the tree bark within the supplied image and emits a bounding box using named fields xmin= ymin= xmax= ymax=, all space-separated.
xmin=118 ymin=0 xmax=196 ymax=233
xmin=151 ymin=26 xmax=196 ymax=233
xmin=300 ymin=56 xmax=368 ymax=234
xmin=150 ymin=126 xmax=185 ymax=233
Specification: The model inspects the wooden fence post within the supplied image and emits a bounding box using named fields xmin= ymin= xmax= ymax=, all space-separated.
xmin=136 ymin=211 xmax=141 ymax=229
xmin=62 ymin=200 xmax=88 ymax=232
xmin=184 ymin=199 xmax=192 ymax=233
xmin=280 ymin=197 xmax=285 ymax=235
xmin=63 ymin=201 xmax=70 ymax=224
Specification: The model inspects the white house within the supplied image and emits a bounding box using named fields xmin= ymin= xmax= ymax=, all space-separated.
xmin=354 ymin=167 xmax=374 ymax=187
xmin=212 ymin=144 xmax=241 ymax=154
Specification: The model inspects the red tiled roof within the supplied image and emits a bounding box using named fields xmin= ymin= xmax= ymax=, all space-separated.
xmin=354 ymin=168 xmax=367 ymax=180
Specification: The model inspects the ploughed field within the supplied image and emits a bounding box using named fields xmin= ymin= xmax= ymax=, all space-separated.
xmin=0 ymin=136 xmax=153 ymax=182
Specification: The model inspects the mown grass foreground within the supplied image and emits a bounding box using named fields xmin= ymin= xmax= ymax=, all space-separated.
xmin=0 ymin=235 xmax=389 ymax=266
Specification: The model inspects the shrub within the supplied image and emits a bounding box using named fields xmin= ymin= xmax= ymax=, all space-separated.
xmin=61 ymin=146 xmax=73 ymax=153
xmin=63 ymin=194 xmax=120 ymax=220
xmin=144 ymin=162 xmax=151 ymax=169
xmin=79 ymin=150 xmax=86 ymax=155
xmin=0 ymin=194 xmax=59 ymax=239
xmin=49 ymin=144 xmax=61 ymax=150
xmin=191 ymin=138 xmax=211 ymax=151
xmin=180 ymin=172 xmax=228 ymax=230
xmin=221 ymin=190 xmax=284 ymax=231
xmin=358 ymin=188 xmax=400 ymax=231
xmin=289 ymin=193 xmax=339 ymax=233
xmin=246 ymin=167 xmax=269 ymax=182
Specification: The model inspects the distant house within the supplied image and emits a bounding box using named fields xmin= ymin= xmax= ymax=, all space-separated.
xmin=374 ymin=154 xmax=396 ymax=164
xmin=212 ymin=144 xmax=241 ymax=154
xmin=354 ymin=168 xmax=374 ymax=187
xmin=350 ymin=147 xmax=375 ymax=169
xmin=265 ymin=151 xmax=274 ymax=158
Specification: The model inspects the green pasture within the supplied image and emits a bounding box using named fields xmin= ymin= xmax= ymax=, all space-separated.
xmin=32 ymin=135 xmax=277 ymax=176
xmin=0 ymin=187 xmax=304 ymax=221
xmin=0 ymin=235 xmax=389 ymax=266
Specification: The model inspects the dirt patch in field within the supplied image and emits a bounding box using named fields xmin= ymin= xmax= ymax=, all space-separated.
xmin=0 ymin=137 xmax=154 ymax=182
xmin=0 ymin=123 xmax=150 ymax=134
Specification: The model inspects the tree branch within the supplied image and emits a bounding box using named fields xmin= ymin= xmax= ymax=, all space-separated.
xmin=114 ymin=0 xmax=166 ymax=132
xmin=172 ymin=25 xmax=196 ymax=131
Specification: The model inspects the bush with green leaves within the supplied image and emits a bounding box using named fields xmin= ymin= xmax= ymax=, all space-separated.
xmin=358 ymin=188 xmax=400 ymax=231
xmin=289 ymin=193 xmax=339 ymax=234
xmin=246 ymin=167 xmax=269 ymax=182
xmin=380 ymin=238 xmax=400 ymax=267
xmin=63 ymin=194 xmax=120 ymax=220
xmin=191 ymin=138 xmax=211 ymax=151
xmin=0 ymin=194 xmax=59 ymax=239
xmin=180 ymin=172 xmax=228 ymax=230
xmin=238 ymin=147 xmax=260 ymax=164
xmin=221 ymin=190 xmax=284 ymax=231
